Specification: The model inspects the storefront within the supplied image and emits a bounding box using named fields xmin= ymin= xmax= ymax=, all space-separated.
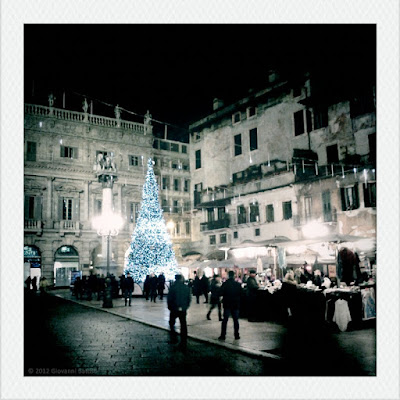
xmin=54 ymin=245 xmax=80 ymax=287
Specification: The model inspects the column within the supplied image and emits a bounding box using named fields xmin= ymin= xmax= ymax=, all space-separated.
xmin=46 ymin=177 xmax=53 ymax=222
xmin=84 ymin=181 xmax=91 ymax=221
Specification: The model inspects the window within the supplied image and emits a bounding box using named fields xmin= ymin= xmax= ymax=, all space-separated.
xmin=184 ymin=179 xmax=190 ymax=193
xmin=266 ymin=204 xmax=274 ymax=223
xmin=27 ymin=141 xmax=37 ymax=161
xmin=129 ymin=202 xmax=140 ymax=223
xmin=24 ymin=195 xmax=42 ymax=220
xmin=237 ymin=205 xmax=247 ymax=224
xmin=249 ymin=128 xmax=258 ymax=151
xmin=217 ymin=207 xmax=226 ymax=220
xmin=209 ymin=235 xmax=216 ymax=245
xmin=162 ymin=176 xmax=170 ymax=190
xmin=233 ymin=231 xmax=238 ymax=239
xmin=172 ymin=162 xmax=179 ymax=169
xmin=173 ymin=200 xmax=179 ymax=213
xmin=220 ymin=233 xmax=227 ymax=244
xmin=304 ymin=196 xmax=312 ymax=222
xmin=182 ymin=163 xmax=189 ymax=171
xmin=249 ymin=201 xmax=260 ymax=222
xmin=232 ymin=112 xmax=241 ymax=124
xmin=63 ymin=198 xmax=73 ymax=220
xmin=162 ymin=198 xmax=169 ymax=212
xmin=170 ymin=143 xmax=179 ymax=152
xmin=247 ymin=106 xmax=257 ymax=118
xmin=294 ymin=110 xmax=305 ymax=136
xmin=327 ymin=144 xmax=339 ymax=164
xmin=314 ymin=106 xmax=328 ymax=130
xmin=129 ymin=155 xmax=139 ymax=166
xmin=322 ymin=191 xmax=332 ymax=222
xmin=207 ymin=208 xmax=215 ymax=222
xmin=194 ymin=183 xmax=202 ymax=207
xmin=195 ymin=149 xmax=201 ymax=169
xmin=255 ymin=228 xmax=260 ymax=237
xmin=282 ymin=201 xmax=292 ymax=220
xmin=153 ymin=156 xmax=159 ymax=166
xmin=60 ymin=145 xmax=77 ymax=159
xmin=306 ymin=110 xmax=313 ymax=133
xmin=160 ymin=141 xmax=170 ymax=151
xmin=181 ymin=145 xmax=187 ymax=154
xmin=176 ymin=222 xmax=180 ymax=235
xmin=174 ymin=178 xmax=180 ymax=191
xmin=368 ymin=133 xmax=376 ymax=163
xmin=340 ymin=185 xmax=360 ymax=211
xmin=95 ymin=200 xmax=102 ymax=216
xmin=364 ymin=182 xmax=376 ymax=208
xmin=185 ymin=221 xmax=191 ymax=235
xmin=153 ymin=139 xmax=159 ymax=149
xmin=234 ymin=134 xmax=242 ymax=156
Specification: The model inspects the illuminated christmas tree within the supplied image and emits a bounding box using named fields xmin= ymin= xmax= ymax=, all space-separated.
xmin=125 ymin=158 xmax=179 ymax=282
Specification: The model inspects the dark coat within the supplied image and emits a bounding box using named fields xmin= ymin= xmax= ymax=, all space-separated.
xmin=125 ymin=276 xmax=134 ymax=291
xmin=201 ymin=275 xmax=210 ymax=294
xmin=220 ymin=278 xmax=242 ymax=309
xmin=149 ymin=276 xmax=158 ymax=291
xmin=246 ymin=276 xmax=259 ymax=297
xmin=210 ymin=279 xmax=222 ymax=304
xmin=193 ymin=276 xmax=201 ymax=295
xmin=157 ymin=274 xmax=166 ymax=290
xmin=168 ymin=281 xmax=191 ymax=312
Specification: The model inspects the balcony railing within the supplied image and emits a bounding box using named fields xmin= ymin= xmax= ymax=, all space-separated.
xmin=24 ymin=219 xmax=42 ymax=233
xmin=200 ymin=217 xmax=230 ymax=232
xmin=25 ymin=103 xmax=147 ymax=134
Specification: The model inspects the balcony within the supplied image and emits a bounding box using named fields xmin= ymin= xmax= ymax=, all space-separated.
xmin=56 ymin=220 xmax=82 ymax=237
xmin=24 ymin=219 xmax=43 ymax=235
xmin=200 ymin=217 xmax=230 ymax=232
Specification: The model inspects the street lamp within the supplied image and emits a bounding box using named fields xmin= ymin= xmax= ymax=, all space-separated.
xmin=92 ymin=213 xmax=123 ymax=308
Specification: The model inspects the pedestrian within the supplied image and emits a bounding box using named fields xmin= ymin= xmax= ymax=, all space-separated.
xmin=124 ymin=272 xmax=134 ymax=306
xmin=193 ymin=271 xmax=201 ymax=304
xmin=157 ymin=272 xmax=166 ymax=300
xmin=39 ymin=276 xmax=49 ymax=295
xmin=149 ymin=273 xmax=158 ymax=303
xmin=167 ymin=274 xmax=191 ymax=349
xmin=207 ymin=274 xmax=222 ymax=321
xmin=31 ymin=276 xmax=38 ymax=293
xmin=200 ymin=273 xmax=210 ymax=303
xmin=74 ymin=276 xmax=83 ymax=300
xmin=219 ymin=270 xmax=241 ymax=340
xmin=143 ymin=274 xmax=150 ymax=300
xmin=25 ymin=276 xmax=32 ymax=291
xmin=246 ymin=269 xmax=260 ymax=322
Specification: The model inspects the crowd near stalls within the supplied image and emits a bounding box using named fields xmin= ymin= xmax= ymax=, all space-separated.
xmin=181 ymin=244 xmax=376 ymax=333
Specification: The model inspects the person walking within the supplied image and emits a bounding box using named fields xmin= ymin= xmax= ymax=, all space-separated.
xmin=167 ymin=274 xmax=191 ymax=349
xmin=39 ymin=276 xmax=49 ymax=295
xmin=124 ymin=272 xmax=134 ymax=306
xmin=219 ymin=270 xmax=242 ymax=340
xmin=246 ymin=269 xmax=260 ymax=322
xmin=157 ymin=272 xmax=166 ymax=300
xmin=193 ymin=272 xmax=201 ymax=304
xmin=31 ymin=276 xmax=38 ymax=293
xmin=74 ymin=276 xmax=83 ymax=299
xmin=143 ymin=274 xmax=150 ymax=300
xmin=207 ymin=274 xmax=222 ymax=321
xmin=149 ymin=273 xmax=158 ymax=303
xmin=200 ymin=273 xmax=210 ymax=303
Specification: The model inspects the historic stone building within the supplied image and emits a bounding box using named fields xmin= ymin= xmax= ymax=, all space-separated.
xmin=187 ymin=70 xmax=376 ymax=269
xmin=24 ymin=102 xmax=191 ymax=285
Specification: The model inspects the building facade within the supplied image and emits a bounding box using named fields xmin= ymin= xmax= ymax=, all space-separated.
xmin=24 ymin=102 xmax=191 ymax=285
xmin=187 ymin=71 xmax=376 ymax=267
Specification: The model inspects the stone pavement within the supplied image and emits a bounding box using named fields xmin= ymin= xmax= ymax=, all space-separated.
xmin=52 ymin=288 xmax=376 ymax=375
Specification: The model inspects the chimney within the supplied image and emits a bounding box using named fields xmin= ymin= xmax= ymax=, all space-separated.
xmin=213 ymin=98 xmax=224 ymax=111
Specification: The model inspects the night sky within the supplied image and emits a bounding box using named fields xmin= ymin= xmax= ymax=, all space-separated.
xmin=24 ymin=24 xmax=375 ymax=141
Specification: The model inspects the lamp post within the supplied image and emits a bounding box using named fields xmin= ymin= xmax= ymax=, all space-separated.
xmin=93 ymin=213 xmax=123 ymax=308
xmin=93 ymin=153 xmax=122 ymax=308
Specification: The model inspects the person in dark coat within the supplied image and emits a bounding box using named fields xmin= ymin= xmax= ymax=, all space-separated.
xmin=157 ymin=272 xmax=166 ymax=300
xmin=74 ymin=276 xmax=83 ymax=300
xmin=200 ymin=274 xmax=210 ymax=303
xmin=193 ymin=272 xmax=201 ymax=304
xmin=149 ymin=273 xmax=158 ymax=303
xmin=143 ymin=274 xmax=150 ymax=300
xmin=123 ymin=272 xmax=134 ymax=306
xmin=167 ymin=274 xmax=191 ymax=348
xmin=219 ymin=270 xmax=242 ymax=340
xmin=207 ymin=275 xmax=222 ymax=321
xmin=31 ymin=276 xmax=38 ymax=292
xmin=246 ymin=270 xmax=259 ymax=322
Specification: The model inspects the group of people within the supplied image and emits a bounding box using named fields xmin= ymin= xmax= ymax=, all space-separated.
xmin=143 ymin=272 xmax=166 ymax=302
xmin=189 ymin=271 xmax=211 ymax=304
xmin=167 ymin=270 xmax=243 ymax=349
xmin=24 ymin=276 xmax=50 ymax=295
